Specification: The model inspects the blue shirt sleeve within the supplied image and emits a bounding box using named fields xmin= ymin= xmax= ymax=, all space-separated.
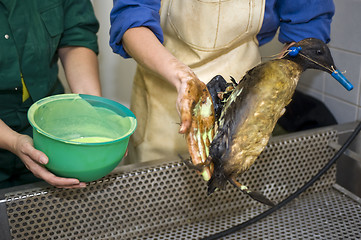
xmin=257 ymin=0 xmax=335 ymax=46
xmin=110 ymin=0 xmax=163 ymax=58
xmin=111 ymin=0 xmax=334 ymax=55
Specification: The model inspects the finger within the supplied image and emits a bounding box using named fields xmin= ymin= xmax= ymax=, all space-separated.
xmin=178 ymin=79 xmax=200 ymax=133
xmin=186 ymin=125 xmax=203 ymax=166
xmin=179 ymin=99 xmax=194 ymax=134
xmin=124 ymin=148 xmax=129 ymax=158
xmin=202 ymin=166 xmax=212 ymax=181
xmin=26 ymin=161 xmax=85 ymax=188
xmin=199 ymin=87 xmax=215 ymax=159
xmin=201 ymin=113 xmax=215 ymax=155
xmin=186 ymin=129 xmax=212 ymax=181
xmin=22 ymin=140 xmax=49 ymax=165
xmin=60 ymin=183 xmax=87 ymax=189
xmin=32 ymin=149 xmax=48 ymax=165
xmin=40 ymin=169 xmax=83 ymax=188
xmin=195 ymin=110 xmax=208 ymax=162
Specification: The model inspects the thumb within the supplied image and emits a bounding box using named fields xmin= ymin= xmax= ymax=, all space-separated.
xmin=179 ymin=110 xmax=192 ymax=134
xmin=177 ymin=84 xmax=199 ymax=134
xmin=178 ymin=97 xmax=194 ymax=134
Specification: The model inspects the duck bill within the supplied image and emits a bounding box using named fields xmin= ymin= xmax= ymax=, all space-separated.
xmin=331 ymin=69 xmax=354 ymax=91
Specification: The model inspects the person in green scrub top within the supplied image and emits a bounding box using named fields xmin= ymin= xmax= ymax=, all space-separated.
xmin=0 ymin=0 xmax=101 ymax=189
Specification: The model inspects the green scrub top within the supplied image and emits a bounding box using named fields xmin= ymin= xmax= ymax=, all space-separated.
xmin=0 ymin=0 xmax=99 ymax=188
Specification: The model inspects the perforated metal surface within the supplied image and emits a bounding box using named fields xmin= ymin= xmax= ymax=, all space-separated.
xmin=147 ymin=188 xmax=361 ymax=240
xmin=4 ymin=128 xmax=360 ymax=239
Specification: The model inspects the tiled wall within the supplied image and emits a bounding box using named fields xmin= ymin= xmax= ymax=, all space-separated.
xmin=297 ymin=0 xmax=361 ymax=124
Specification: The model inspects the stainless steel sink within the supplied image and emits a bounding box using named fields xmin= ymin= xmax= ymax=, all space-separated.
xmin=1 ymin=122 xmax=360 ymax=239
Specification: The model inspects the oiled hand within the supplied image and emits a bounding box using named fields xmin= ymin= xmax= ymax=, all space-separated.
xmin=177 ymin=75 xmax=215 ymax=180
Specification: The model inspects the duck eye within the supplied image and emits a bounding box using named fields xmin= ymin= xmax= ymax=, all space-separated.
xmin=316 ymin=50 xmax=323 ymax=55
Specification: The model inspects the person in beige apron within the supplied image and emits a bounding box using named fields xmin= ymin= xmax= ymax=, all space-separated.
xmin=120 ymin=0 xmax=266 ymax=165
xmin=110 ymin=0 xmax=335 ymax=167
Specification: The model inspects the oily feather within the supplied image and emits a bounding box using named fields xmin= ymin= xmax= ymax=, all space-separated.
xmin=208 ymin=60 xmax=302 ymax=192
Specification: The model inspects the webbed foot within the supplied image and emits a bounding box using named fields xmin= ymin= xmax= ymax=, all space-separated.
xmin=229 ymin=177 xmax=276 ymax=207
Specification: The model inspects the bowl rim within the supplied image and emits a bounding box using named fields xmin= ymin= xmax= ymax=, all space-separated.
xmin=27 ymin=93 xmax=137 ymax=145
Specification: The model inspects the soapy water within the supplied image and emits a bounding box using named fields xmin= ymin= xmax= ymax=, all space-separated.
xmin=33 ymin=95 xmax=135 ymax=143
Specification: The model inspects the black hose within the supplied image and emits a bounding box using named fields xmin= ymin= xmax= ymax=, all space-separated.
xmin=201 ymin=121 xmax=361 ymax=240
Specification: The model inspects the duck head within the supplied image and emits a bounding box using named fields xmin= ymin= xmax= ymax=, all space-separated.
xmin=283 ymin=38 xmax=353 ymax=91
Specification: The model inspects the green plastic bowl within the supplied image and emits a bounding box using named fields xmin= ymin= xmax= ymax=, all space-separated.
xmin=27 ymin=94 xmax=137 ymax=182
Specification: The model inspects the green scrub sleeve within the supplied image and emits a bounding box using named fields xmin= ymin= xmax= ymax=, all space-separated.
xmin=59 ymin=0 xmax=99 ymax=54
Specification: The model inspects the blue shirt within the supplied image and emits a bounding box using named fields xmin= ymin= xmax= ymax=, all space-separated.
xmin=110 ymin=0 xmax=335 ymax=58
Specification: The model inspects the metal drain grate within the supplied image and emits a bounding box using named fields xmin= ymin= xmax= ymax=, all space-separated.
xmin=5 ymin=128 xmax=357 ymax=239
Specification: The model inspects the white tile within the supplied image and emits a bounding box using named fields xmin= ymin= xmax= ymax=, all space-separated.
xmin=259 ymin=37 xmax=284 ymax=58
xmin=324 ymin=48 xmax=360 ymax=104
xmin=324 ymin=95 xmax=357 ymax=124
xmin=298 ymin=69 xmax=325 ymax=92
xmin=330 ymin=0 xmax=361 ymax=54
xmin=297 ymin=86 xmax=324 ymax=102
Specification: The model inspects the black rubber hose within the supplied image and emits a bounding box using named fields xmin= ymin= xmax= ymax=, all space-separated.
xmin=201 ymin=121 xmax=361 ymax=240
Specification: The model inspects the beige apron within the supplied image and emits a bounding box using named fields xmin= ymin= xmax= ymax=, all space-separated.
xmin=125 ymin=0 xmax=265 ymax=164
